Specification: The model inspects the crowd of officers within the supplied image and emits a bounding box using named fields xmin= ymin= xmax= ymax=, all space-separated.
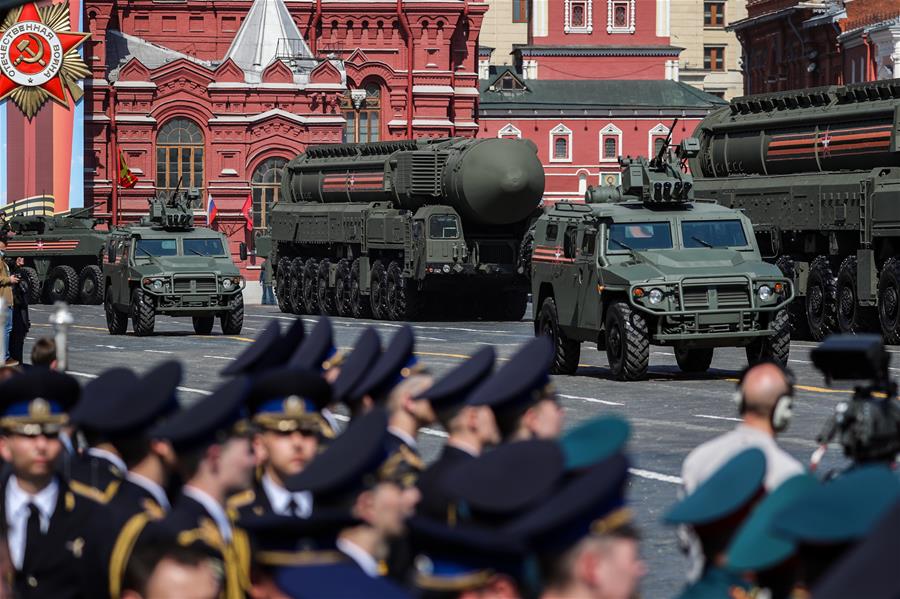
xmin=0 ymin=314 xmax=896 ymax=599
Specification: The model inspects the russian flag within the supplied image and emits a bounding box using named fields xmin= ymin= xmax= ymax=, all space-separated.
xmin=207 ymin=193 xmax=218 ymax=226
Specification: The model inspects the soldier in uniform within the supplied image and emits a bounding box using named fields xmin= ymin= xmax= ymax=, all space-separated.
xmin=559 ymin=415 xmax=631 ymax=475
xmin=229 ymin=368 xmax=333 ymax=519
xmin=331 ymin=328 xmax=381 ymax=415
xmin=285 ymin=317 xmax=345 ymax=434
xmin=0 ymin=368 xmax=106 ymax=598
xmin=221 ymin=319 xmax=305 ymax=378
xmin=467 ymin=336 xmax=564 ymax=442
xmin=148 ymin=377 xmax=257 ymax=599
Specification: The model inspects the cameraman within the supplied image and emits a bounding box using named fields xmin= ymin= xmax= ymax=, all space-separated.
xmin=0 ymin=237 xmax=19 ymax=363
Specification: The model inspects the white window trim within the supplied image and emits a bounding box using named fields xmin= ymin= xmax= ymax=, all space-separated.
xmin=497 ymin=123 xmax=522 ymax=139
xmin=607 ymin=0 xmax=635 ymax=34
xmin=576 ymin=168 xmax=590 ymax=196
xmin=599 ymin=123 xmax=623 ymax=163
xmin=550 ymin=124 xmax=573 ymax=163
xmin=648 ymin=123 xmax=670 ymax=158
xmin=599 ymin=172 xmax=621 ymax=187
xmin=565 ymin=0 xmax=592 ymax=34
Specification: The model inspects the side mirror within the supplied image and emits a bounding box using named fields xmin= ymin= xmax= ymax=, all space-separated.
xmin=107 ymin=242 xmax=117 ymax=263
xmin=239 ymin=242 xmax=248 ymax=262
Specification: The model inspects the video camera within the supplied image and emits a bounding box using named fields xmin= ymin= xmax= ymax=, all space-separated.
xmin=811 ymin=335 xmax=900 ymax=465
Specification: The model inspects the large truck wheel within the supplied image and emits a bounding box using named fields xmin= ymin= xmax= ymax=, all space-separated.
xmin=16 ymin=267 xmax=41 ymax=304
xmin=350 ymin=259 xmax=372 ymax=319
xmin=775 ymin=256 xmax=809 ymax=340
xmin=275 ymin=257 xmax=293 ymax=314
xmin=290 ymin=257 xmax=306 ymax=314
xmin=878 ymin=258 xmax=900 ymax=344
xmin=192 ymin=316 xmax=215 ymax=335
xmin=131 ymin=288 xmax=156 ymax=336
xmin=537 ymin=296 xmax=580 ymax=375
xmin=78 ymin=265 xmax=105 ymax=305
xmin=105 ymin=288 xmax=127 ymax=335
xmin=369 ymin=260 xmax=388 ymax=320
xmin=386 ymin=260 xmax=420 ymax=321
xmin=334 ymin=259 xmax=353 ymax=317
xmin=674 ymin=345 xmax=714 ymax=374
xmin=317 ymin=259 xmax=337 ymax=316
xmin=746 ymin=309 xmax=790 ymax=367
xmin=44 ymin=265 xmax=78 ymax=304
xmin=220 ymin=294 xmax=244 ymax=335
xmin=604 ymin=301 xmax=649 ymax=381
xmin=302 ymin=258 xmax=320 ymax=315
xmin=836 ymin=256 xmax=877 ymax=334
xmin=805 ymin=256 xmax=836 ymax=341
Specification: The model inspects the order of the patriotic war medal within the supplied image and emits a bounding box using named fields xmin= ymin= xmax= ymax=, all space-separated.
xmin=0 ymin=2 xmax=90 ymax=119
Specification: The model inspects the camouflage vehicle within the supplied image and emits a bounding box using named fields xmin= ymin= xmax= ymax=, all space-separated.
xmin=690 ymin=78 xmax=900 ymax=343
xmin=258 ymin=137 xmax=544 ymax=321
xmin=103 ymin=190 xmax=246 ymax=336
xmin=532 ymin=137 xmax=794 ymax=380
xmin=5 ymin=207 xmax=111 ymax=305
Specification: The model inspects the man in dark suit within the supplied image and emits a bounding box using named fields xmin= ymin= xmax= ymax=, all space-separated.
xmin=0 ymin=368 xmax=105 ymax=598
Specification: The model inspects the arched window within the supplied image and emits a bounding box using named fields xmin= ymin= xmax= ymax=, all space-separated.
xmin=604 ymin=137 xmax=617 ymax=158
xmin=554 ymin=137 xmax=568 ymax=160
xmin=251 ymin=157 xmax=287 ymax=230
xmin=342 ymin=81 xmax=382 ymax=143
xmin=156 ymin=118 xmax=204 ymax=196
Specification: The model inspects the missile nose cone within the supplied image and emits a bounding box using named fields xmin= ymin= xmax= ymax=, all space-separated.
xmin=500 ymin=168 xmax=527 ymax=193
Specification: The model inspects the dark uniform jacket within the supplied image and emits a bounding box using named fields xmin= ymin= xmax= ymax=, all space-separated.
xmin=0 ymin=475 xmax=104 ymax=599
xmin=227 ymin=479 xmax=274 ymax=519
xmin=384 ymin=431 xmax=425 ymax=489
xmin=65 ymin=452 xmax=123 ymax=505
xmin=416 ymin=444 xmax=474 ymax=521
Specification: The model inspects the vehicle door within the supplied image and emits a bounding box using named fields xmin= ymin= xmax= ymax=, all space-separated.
xmin=576 ymin=225 xmax=600 ymax=330
xmin=555 ymin=223 xmax=581 ymax=325
xmin=104 ymin=236 xmax=128 ymax=306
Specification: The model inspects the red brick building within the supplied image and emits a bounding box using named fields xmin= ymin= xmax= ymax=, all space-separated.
xmin=82 ymin=0 xmax=486 ymax=272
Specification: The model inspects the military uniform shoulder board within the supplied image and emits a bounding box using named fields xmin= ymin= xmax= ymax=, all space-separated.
xmin=69 ymin=479 xmax=121 ymax=505
xmin=398 ymin=444 xmax=425 ymax=471
xmin=226 ymin=489 xmax=256 ymax=511
xmin=109 ymin=511 xmax=160 ymax=599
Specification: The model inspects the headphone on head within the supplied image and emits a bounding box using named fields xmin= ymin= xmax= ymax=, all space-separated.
xmin=732 ymin=361 xmax=794 ymax=432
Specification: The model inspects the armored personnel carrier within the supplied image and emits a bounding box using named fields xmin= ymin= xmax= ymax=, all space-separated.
xmin=531 ymin=136 xmax=793 ymax=380
xmin=690 ymin=79 xmax=900 ymax=342
xmin=257 ymin=137 xmax=544 ymax=321
xmin=103 ymin=189 xmax=246 ymax=336
xmin=5 ymin=207 xmax=111 ymax=305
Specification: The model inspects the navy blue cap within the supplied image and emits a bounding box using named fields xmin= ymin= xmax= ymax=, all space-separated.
xmin=772 ymin=465 xmax=900 ymax=544
xmin=241 ymin=510 xmax=360 ymax=561
xmin=419 ymin=346 xmax=495 ymax=417
xmin=0 ymin=369 xmax=80 ymax=432
xmin=813 ymin=498 xmax=900 ymax=599
xmin=221 ymin=319 xmax=305 ymax=376
xmin=504 ymin=453 xmax=632 ymax=553
xmin=664 ymin=448 xmax=766 ymax=527
xmin=149 ymin=377 xmax=251 ymax=451
xmin=348 ymin=325 xmax=421 ymax=404
xmin=284 ymin=408 xmax=395 ymax=503
xmin=442 ymin=440 xmax=564 ymax=526
xmin=331 ymin=328 xmax=381 ymax=405
xmin=561 ymin=416 xmax=630 ymax=472
xmin=71 ymin=363 xmax=181 ymax=436
xmin=274 ymin=562 xmax=411 ymax=599
xmin=287 ymin=317 xmax=341 ymax=373
xmin=467 ymin=337 xmax=555 ymax=424
xmin=247 ymin=368 xmax=333 ymax=436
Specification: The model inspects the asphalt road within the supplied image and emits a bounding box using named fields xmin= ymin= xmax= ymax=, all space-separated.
xmin=21 ymin=303 xmax=870 ymax=597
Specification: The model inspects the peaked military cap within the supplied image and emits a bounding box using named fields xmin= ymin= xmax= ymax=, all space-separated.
xmin=71 ymin=362 xmax=181 ymax=436
xmin=287 ymin=317 xmax=343 ymax=373
xmin=149 ymin=376 xmax=251 ymax=451
xmin=221 ymin=319 xmax=304 ymax=376
xmin=813 ymin=498 xmax=900 ymax=599
xmin=241 ymin=510 xmax=360 ymax=564
xmin=561 ymin=415 xmax=630 ymax=472
xmin=0 ymin=368 xmax=80 ymax=434
xmin=772 ymin=465 xmax=900 ymax=544
xmin=418 ymin=346 xmax=495 ymax=418
xmin=284 ymin=408 xmax=399 ymax=504
xmin=442 ymin=440 xmax=565 ymax=526
xmin=505 ymin=453 xmax=632 ymax=553
xmin=467 ymin=336 xmax=555 ymax=428
xmin=331 ymin=328 xmax=381 ymax=405
xmin=664 ymin=448 xmax=766 ymax=526
xmin=247 ymin=367 xmax=333 ymax=436
xmin=348 ymin=325 xmax=422 ymax=404
xmin=726 ymin=474 xmax=818 ymax=573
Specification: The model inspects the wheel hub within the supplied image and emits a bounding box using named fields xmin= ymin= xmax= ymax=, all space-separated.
xmin=838 ymin=287 xmax=854 ymax=319
xmin=808 ymin=286 xmax=823 ymax=317
xmin=608 ymin=326 xmax=622 ymax=360
xmin=884 ymin=286 xmax=898 ymax=320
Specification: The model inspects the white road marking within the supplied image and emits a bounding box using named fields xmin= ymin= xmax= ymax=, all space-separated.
xmin=68 ymin=371 xmax=211 ymax=395
xmin=203 ymin=355 xmax=235 ymax=361
xmin=629 ymin=468 xmax=682 ymax=485
xmin=96 ymin=344 xmax=124 ymax=350
xmin=144 ymin=350 xmax=173 ymax=354
xmin=695 ymin=414 xmax=742 ymax=423
xmin=559 ymin=393 xmax=625 ymax=406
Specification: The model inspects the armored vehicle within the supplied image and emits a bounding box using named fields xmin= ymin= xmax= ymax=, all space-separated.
xmin=689 ymin=79 xmax=900 ymax=342
xmin=258 ymin=137 xmax=544 ymax=321
xmin=103 ymin=190 xmax=246 ymax=336
xmin=5 ymin=207 xmax=111 ymax=305
xmin=532 ymin=138 xmax=794 ymax=380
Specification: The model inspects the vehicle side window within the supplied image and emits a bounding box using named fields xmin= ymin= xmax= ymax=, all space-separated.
xmin=563 ymin=227 xmax=577 ymax=260
xmin=581 ymin=230 xmax=596 ymax=256
xmin=117 ymin=241 xmax=128 ymax=264
xmin=429 ymin=215 xmax=459 ymax=239
xmin=545 ymin=223 xmax=559 ymax=242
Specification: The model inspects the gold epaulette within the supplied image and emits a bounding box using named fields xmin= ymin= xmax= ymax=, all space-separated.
xmin=69 ymin=479 xmax=121 ymax=505
xmin=109 ymin=511 xmax=160 ymax=599
xmin=226 ymin=489 xmax=256 ymax=511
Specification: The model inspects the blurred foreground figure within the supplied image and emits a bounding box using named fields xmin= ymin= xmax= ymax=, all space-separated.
xmin=121 ymin=543 xmax=223 ymax=599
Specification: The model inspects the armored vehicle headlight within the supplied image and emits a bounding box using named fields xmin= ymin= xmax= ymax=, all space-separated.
xmin=648 ymin=288 xmax=664 ymax=304
xmin=222 ymin=278 xmax=233 ymax=290
xmin=758 ymin=285 xmax=773 ymax=301
xmin=152 ymin=279 xmax=164 ymax=291
xmin=442 ymin=264 xmax=451 ymax=274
